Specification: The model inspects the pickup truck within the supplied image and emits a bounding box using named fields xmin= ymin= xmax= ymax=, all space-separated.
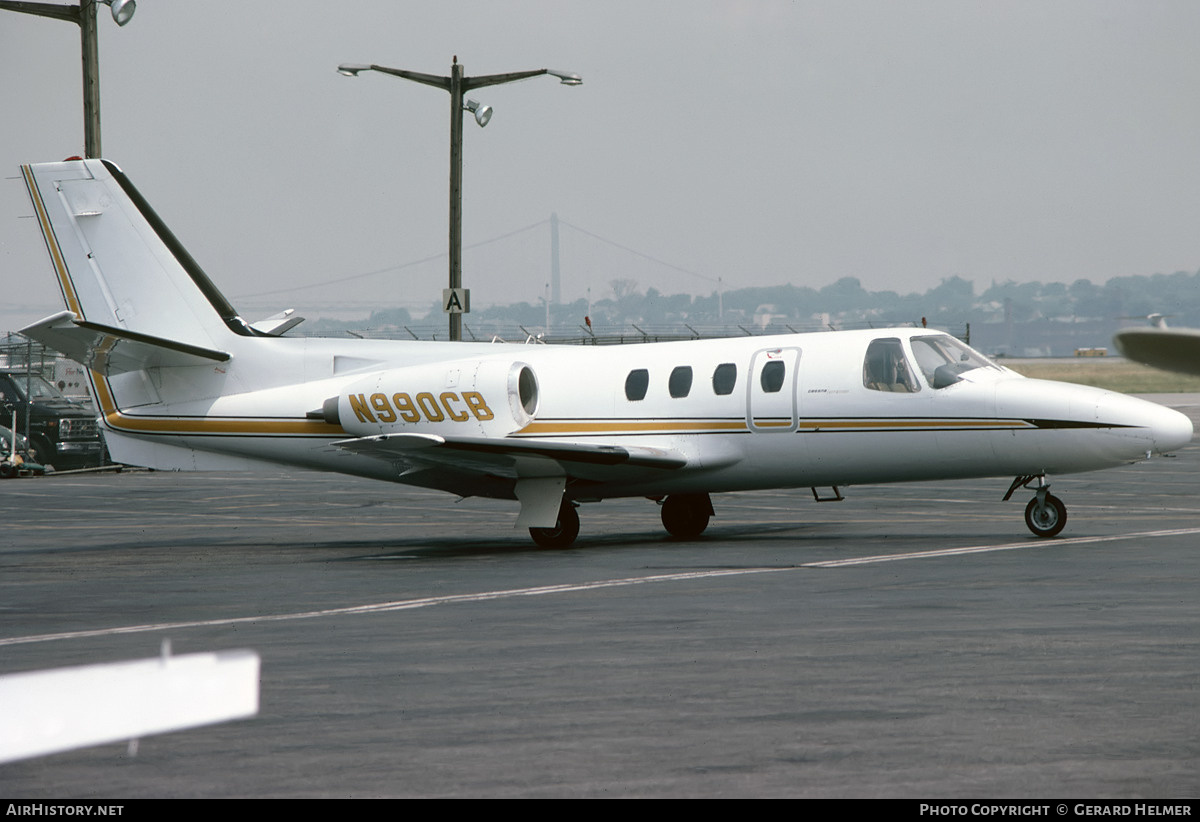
xmin=0 ymin=370 xmax=104 ymax=469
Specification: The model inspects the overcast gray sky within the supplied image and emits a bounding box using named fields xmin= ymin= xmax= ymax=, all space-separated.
xmin=4 ymin=1 xmax=1200 ymax=332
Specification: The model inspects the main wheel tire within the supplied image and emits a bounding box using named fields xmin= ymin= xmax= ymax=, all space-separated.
xmin=1024 ymin=493 xmax=1067 ymax=538
xmin=529 ymin=502 xmax=580 ymax=549
xmin=660 ymin=493 xmax=712 ymax=539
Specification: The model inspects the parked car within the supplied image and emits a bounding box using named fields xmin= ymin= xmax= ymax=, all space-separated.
xmin=0 ymin=371 xmax=103 ymax=469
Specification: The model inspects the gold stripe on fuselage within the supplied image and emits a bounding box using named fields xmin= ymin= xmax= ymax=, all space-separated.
xmin=515 ymin=417 xmax=1031 ymax=438
xmin=89 ymin=377 xmax=343 ymax=437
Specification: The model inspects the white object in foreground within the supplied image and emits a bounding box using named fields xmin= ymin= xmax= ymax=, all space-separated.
xmin=0 ymin=649 xmax=260 ymax=763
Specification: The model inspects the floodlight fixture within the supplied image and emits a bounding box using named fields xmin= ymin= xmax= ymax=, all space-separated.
xmin=548 ymin=69 xmax=582 ymax=86
xmin=105 ymin=0 xmax=135 ymax=26
xmin=464 ymin=99 xmax=492 ymax=128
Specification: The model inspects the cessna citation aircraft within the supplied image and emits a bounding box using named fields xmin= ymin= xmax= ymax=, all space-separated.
xmin=18 ymin=160 xmax=1195 ymax=547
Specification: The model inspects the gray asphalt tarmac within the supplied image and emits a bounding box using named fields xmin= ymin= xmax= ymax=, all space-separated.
xmin=2 ymin=398 xmax=1198 ymax=798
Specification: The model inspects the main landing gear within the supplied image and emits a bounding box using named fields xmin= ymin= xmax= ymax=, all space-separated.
xmin=528 ymin=493 xmax=716 ymax=549
xmin=659 ymin=493 xmax=713 ymax=540
xmin=529 ymin=500 xmax=580 ymax=549
xmin=1005 ymin=475 xmax=1068 ymax=538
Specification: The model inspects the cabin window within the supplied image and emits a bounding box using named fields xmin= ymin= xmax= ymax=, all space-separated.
xmin=863 ymin=338 xmax=919 ymax=393
xmin=669 ymin=366 xmax=693 ymax=398
xmin=911 ymin=336 xmax=997 ymax=389
xmin=625 ymin=369 xmax=649 ymax=401
xmin=760 ymin=360 xmax=786 ymax=393
xmin=712 ymin=363 xmax=737 ymax=395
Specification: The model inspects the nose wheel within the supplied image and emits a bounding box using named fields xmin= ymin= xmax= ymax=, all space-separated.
xmin=1006 ymin=475 xmax=1068 ymax=538
xmin=1023 ymin=488 xmax=1067 ymax=538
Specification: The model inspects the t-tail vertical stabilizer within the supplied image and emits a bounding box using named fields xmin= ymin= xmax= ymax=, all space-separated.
xmin=19 ymin=159 xmax=249 ymax=369
xmin=17 ymin=160 xmax=287 ymax=470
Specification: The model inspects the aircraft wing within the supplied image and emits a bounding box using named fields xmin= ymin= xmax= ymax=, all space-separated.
xmin=21 ymin=311 xmax=230 ymax=375
xmin=1112 ymin=326 xmax=1200 ymax=377
xmin=332 ymin=432 xmax=689 ymax=481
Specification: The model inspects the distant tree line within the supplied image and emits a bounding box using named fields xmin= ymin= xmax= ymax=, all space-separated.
xmin=299 ymin=268 xmax=1200 ymax=337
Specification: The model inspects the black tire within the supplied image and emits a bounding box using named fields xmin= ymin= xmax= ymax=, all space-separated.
xmin=1024 ymin=494 xmax=1067 ymax=538
xmin=31 ymin=436 xmax=54 ymax=469
xmin=529 ymin=502 xmax=580 ymax=549
xmin=660 ymin=493 xmax=712 ymax=539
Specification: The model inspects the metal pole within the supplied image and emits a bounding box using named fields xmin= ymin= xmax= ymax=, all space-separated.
xmin=0 ymin=1 xmax=113 ymax=158
xmin=24 ymin=339 xmax=32 ymax=444
xmin=338 ymin=59 xmax=578 ymax=342
xmin=80 ymin=0 xmax=101 ymax=157
xmin=550 ymin=212 xmax=561 ymax=305
xmin=448 ymin=60 xmax=464 ymax=342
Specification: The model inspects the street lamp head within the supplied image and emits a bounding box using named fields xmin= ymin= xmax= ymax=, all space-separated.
xmin=104 ymin=0 xmax=136 ymax=26
xmin=547 ymin=69 xmax=582 ymax=86
xmin=337 ymin=64 xmax=371 ymax=77
xmin=464 ymin=99 xmax=492 ymax=128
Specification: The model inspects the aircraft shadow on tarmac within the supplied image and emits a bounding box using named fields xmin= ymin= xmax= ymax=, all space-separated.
xmin=318 ymin=517 xmax=1039 ymax=563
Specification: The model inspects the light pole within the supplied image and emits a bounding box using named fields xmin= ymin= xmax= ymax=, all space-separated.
xmin=0 ymin=0 xmax=136 ymax=158
xmin=338 ymin=57 xmax=581 ymax=341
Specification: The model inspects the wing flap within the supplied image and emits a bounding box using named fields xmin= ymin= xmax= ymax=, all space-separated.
xmin=332 ymin=432 xmax=688 ymax=479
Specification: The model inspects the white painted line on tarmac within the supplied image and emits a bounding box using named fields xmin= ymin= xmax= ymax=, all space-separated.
xmin=5 ymin=527 xmax=1199 ymax=648
xmin=0 ymin=567 xmax=788 ymax=648
xmin=802 ymin=526 xmax=1200 ymax=567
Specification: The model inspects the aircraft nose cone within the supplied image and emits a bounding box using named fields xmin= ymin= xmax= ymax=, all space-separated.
xmin=1148 ymin=403 xmax=1194 ymax=453
xmin=1085 ymin=389 xmax=1192 ymax=457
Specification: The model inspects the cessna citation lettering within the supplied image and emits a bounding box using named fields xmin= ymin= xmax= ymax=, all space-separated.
xmin=18 ymin=160 xmax=1194 ymax=548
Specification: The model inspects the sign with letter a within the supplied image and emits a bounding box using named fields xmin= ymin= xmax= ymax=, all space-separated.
xmin=443 ymin=288 xmax=470 ymax=314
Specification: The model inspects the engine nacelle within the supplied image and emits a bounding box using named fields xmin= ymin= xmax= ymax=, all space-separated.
xmin=327 ymin=359 xmax=539 ymax=438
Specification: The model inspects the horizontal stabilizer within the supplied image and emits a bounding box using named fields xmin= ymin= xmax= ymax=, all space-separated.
xmin=250 ymin=309 xmax=304 ymax=336
xmin=20 ymin=310 xmax=230 ymax=375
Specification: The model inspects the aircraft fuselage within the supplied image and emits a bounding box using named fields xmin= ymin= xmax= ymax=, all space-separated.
xmin=93 ymin=329 xmax=1192 ymax=504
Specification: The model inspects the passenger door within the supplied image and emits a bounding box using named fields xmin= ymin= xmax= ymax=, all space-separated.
xmin=747 ymin=347 xmax=801 ymax=432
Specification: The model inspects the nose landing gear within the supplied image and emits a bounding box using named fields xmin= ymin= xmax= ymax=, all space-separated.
xmin=1005 ymin=475 xmax=1068 ymax=538
xmin=1024 ymin=488 xmax=1067 ymax=538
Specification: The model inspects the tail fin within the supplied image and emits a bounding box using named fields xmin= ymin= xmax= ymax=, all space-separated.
xmin=19 ymin=159 xmax=256 ymax=367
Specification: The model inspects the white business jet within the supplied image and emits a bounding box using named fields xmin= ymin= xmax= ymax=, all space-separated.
xmin=18 ymin=160 xmax=1194 ymax=547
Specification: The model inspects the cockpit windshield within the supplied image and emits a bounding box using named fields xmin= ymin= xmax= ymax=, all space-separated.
xmin=910 ymin=335 xmax=998 ymax=388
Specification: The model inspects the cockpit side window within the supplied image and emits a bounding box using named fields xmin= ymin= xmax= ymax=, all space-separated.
xmin=910 ymin=336 xmax=997 ymax=388
xmin=863 ymin=338 xmax=919 ymax=393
